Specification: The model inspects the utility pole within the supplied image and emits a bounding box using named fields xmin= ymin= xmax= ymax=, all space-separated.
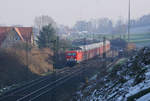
xmin=123 ymin=34 xmax=126 ymax=40
xmin=56 ymin=36 xmax=59 ymax=67
xmin=103 ymin=36 xmax=106 ymax=59
xmin=51 ymin=36 xmax=60 ymax=69
xmin=120 ymin=34 xmax=121 ymax=39
xmin=103 ymin=36 xmax=106 ymax=68
xmin=51 ymin=39 xmax=57 ymax=101
xmin=93 ymin=33 xmax=94 ymax=43
xmin=99 ymin=35 xmax=101 ymax=42
xmin=112 ymin=34 xmax=114 ymax=40
xmin=26 ymin=39 xmax=29 ymax=68
xmin=128 ymin=0 xmax=131 ymax=42
xmin=26 ymin=33 xmax=30 ymax=80
xmin=26 ymin=41 xmax=29 ymax=67
xmin=84 ymin=37 xmax=87 ymax=60
xmin=53 ymin=40 xmax=56 ymax=71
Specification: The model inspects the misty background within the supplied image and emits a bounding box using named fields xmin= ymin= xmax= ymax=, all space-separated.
xmin=0 ymin=0 xmax=150 ymax=36
xmin=0 ymin=0 xmax=150 ymax=26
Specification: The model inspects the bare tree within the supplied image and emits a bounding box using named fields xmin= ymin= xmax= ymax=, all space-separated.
xmin=34 ymin=15 xmax=57 ymax=33
xmin=113 ymin=19 xmax=127 ymax=34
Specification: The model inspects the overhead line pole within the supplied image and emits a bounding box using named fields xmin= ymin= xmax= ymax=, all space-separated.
xmin=84 ymin=37 xmax=87 ymax=60
xmin=103 ymin=36 xmax=106 ymax=68
xmin=128 ymin=0 xmax=131 ymax=43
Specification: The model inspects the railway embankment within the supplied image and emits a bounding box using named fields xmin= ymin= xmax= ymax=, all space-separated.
xmin=0 ymin=48 xmax=53 ymax=93
xmin=0 ymin=55 xmax=115 ymax=101
xmin=0 ymin=47 xmax=119 ymax=101
xmin=51 ymin=57 xmax=118 ymax=101
xmin=73 ymin=47 xmax=150 ymax=101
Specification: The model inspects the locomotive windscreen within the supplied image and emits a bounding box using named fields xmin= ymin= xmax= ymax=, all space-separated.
xmin=67 ymin=53 xmax=76 ymax=56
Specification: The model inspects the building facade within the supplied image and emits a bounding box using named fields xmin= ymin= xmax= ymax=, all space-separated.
xmin=0 ymin=27 xmax=34 ymax=48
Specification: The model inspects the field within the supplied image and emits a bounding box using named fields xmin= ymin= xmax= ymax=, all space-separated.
xmin=106 ymin=33 xmax=150 ymax=48
xmin=109 ymin=33 xmax=150 ymax=48
xmin=70 ymin=32 xmax=150 ymax=48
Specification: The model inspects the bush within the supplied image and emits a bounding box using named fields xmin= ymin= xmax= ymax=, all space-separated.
xmin=0 ymin=48 xmax=53 ymax=87
xmin=0 ymin=48 xmax=38 ymax=86
xmin=12 ymin=42 xmax=32 ymax=51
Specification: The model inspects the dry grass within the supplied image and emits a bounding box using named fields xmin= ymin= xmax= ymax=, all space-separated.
xmin=29 ymin=48 xmax=53 ymax=74
xmin=0 ymin=47 xmax=53 ymax=87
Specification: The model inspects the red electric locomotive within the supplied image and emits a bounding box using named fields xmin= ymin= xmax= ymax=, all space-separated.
xmin=66 ymin=40 xmax=110 ymax=65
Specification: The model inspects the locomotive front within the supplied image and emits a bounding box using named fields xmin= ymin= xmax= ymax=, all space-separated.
xmin=66 ymin=51 xmax=77 ymax=65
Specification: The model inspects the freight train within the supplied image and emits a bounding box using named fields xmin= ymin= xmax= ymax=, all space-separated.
xmin=66 ymin=40 xmax=110 ymax=65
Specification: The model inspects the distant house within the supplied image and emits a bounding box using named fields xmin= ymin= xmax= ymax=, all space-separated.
xmin=0 ymin=27 xmax=34 ymax=48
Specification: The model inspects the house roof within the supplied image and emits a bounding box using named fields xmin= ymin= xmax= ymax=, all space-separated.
xmin=16 ymin=27 xmax=32 ymax=41
xmin=0 ymin=27 xmax=13 ymax=34
xmin=0 ymin=27 xmax=32 ymax=45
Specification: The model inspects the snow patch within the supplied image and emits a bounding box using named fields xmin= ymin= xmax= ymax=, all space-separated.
xmin=137 ymin=93 xmax=150 ymax=101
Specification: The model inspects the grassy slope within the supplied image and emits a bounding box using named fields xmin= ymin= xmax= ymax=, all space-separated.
xmin=0 ymin=48 xmax=53 ymax=87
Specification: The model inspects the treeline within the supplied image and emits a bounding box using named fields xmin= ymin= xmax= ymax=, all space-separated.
xmin=33 ymin=15 xmax=72 ymax=50
xmin=73 ymin=13 xmax=150 ymax=34
xmin=33 ymin=13 xmax=150 ymax=38
xmin=131 ymin=14 xmax=150 ymax=28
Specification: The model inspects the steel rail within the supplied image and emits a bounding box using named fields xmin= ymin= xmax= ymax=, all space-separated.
xmin=16 ymin=67 xmax=85 ymax=101
xmin=30 ymin=68 xmax=87 ymax=101
xmin=0 ymin=67 xmax=70 ymax=101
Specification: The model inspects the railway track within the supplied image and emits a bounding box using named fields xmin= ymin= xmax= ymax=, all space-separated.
xmin=0 ymin=66 xmax=86 ymax=101
xmin=18 ymin=67 xmax=86 ymax=101
xmin=0 ymin=51 xmax=120 ymax=101
xmin=0 ymin=67 xmax=70 ymax=101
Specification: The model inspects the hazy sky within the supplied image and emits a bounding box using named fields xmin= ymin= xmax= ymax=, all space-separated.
xmin=0 ymin=0 xmax=150 ymax=27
